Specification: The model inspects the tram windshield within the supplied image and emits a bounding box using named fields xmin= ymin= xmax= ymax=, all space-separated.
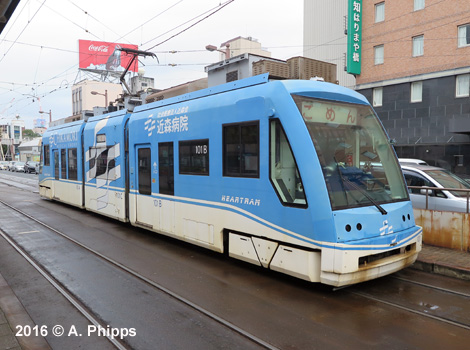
xmin=292 ymin=95 xmax=409 ymax=211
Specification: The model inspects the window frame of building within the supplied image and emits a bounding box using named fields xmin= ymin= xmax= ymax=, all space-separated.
xmin=374 ymin=45 xmax=384 ymax=65
xmin=458 ymin=24 xmax=470 ymax=48
xmin=412 ymin=35 xmax=424 ymax=57
xmin=414 ymin=0 xmax=425 ymax=11
xmin=223 ymin=121 xmax=259 ymax=178
xmin=411 ymin=81 xmax=423 ymax=103
xmin=373 ymin=87 xmax=383 ymax=107
xmin=456 ymin=74 xmax=470 ymax=98
xmin=375 ymin=2 xmax=385 ymax=23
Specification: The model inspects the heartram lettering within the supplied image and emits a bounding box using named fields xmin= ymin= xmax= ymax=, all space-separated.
xmin=221 ymin=195 xmax=261 ymax=206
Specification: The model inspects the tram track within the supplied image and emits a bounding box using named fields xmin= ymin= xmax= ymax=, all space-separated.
xmin=350 ymin=289 xmax=470 ymax=330
xmin=391 ymin=275 xmax=470 ymax=298
xmin=0 ymin=198 xmax=278 ymax=350
xmin=348 ymin=278 xmax=470 ymax=331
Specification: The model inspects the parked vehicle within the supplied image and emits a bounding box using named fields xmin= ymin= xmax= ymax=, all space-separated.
xmin=0 ymin=161 xmax=8 ymax=170
xmin=398 ymin=158 xmax=428 ymax=166
xmin=8 ymin=161 xmax=16 ymax=171
xmin=401 ymin=164 xmax=470 ymax=213
xmin=24 ymin=161 xmax=39 ymax=174
xmin=11 ymin=161 xmax=25 ymax=172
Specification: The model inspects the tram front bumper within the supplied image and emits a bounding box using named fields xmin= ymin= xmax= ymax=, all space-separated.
xmin=319 ymin=227 xmax=422 ymax=287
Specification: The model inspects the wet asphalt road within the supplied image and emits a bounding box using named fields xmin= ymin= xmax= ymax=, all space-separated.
xmin=0 ymin=172 xmax=469 ymax=349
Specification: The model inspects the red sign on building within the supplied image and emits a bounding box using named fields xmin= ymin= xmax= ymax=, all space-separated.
xmin=78 ymin=40 xmax=139 ymax=73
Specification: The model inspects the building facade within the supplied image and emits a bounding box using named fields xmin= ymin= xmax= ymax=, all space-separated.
xmin=71 ymin=80 xmax=122 ymax=118
xmin=303 ymin=0 xmax=355 ymax=87
xmin=355 ymin=0 xmax=470 ymax=176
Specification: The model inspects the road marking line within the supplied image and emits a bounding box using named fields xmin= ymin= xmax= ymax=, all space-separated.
xmin=17 ymin=230 xmax=39 ymax=235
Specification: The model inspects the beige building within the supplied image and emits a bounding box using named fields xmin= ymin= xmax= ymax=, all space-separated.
xmin=71 ymin=80 xmax=122 ymax=118
xmin=216 ymin=37 xmax=271 ymax=59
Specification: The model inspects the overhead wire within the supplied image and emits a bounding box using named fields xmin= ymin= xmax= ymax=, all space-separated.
xmin=114 ymin=0 xmax=185 ymax=45
xmin=144 ymin=0 xmax=236 ymax=50
xmin=0 ymin=0 xmax=47 ymax=64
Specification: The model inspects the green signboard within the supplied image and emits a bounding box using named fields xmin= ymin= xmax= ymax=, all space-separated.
xmin=347 ymin=0 xmax=362 ymax=75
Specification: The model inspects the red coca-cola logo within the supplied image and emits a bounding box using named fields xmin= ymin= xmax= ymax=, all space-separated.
xmin=88 ymin=44 xmax=109 ymax=53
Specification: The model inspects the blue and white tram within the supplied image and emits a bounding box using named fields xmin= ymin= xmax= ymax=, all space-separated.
xmin=39 ymin=74 xmax=422 ymax=286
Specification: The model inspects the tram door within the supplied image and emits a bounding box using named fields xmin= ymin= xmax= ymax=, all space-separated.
xmin=135 ymin=146 xmax=153 ymax=227
xmin=158 ymin=142 xmax=175 ymax=234
xmin=158 ymin=142 xmax=174 ymax=196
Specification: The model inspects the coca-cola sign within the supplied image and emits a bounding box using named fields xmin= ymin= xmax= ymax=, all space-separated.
xmin=88 ymin=44 xmax=109 ymax=53
xmin=79 ymin=40 xmax=138 ymax=72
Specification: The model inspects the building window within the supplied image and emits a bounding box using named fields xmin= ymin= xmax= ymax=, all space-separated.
xmin=375 ymin=2 xmax=385 ymax=23
xmin=414 ymin=0 xmax=425 ymax=11
xmin=373 ymin=87 xmax=383 ymax=107
xmin=458 ymin=24 xmax=470 ymax=48
xmin=374 ymin=45 xmax=384 ymax=65
xmin=223 ymin=121 xmax=259 ymax=178
xmin=179 ymin=139 xmax=209 ymax=175
xmin=412 ymin=35 xmax=424 ymax=57
xmin=411 ymin=81 xmax=423 ymax=103
xmin=456 ymin=74 xmax=470 ymax=98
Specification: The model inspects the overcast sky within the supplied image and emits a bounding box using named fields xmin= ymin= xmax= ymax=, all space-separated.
xmin=0 ymin=0 xmax=304 ymax=128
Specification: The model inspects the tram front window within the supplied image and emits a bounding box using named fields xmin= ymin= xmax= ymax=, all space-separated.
xmin=292 ymin=95 xmax=409 ymax=211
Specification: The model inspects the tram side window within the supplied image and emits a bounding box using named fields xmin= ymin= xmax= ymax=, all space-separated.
xmin=179 ymin=139 xmax=209 ymax=175
xmin=223 ymin=122 xmax=259 ymax=178
xmin=96 ymin=148 xmax=109 ymax=178
xmin=43 ymin=145 xmax=50 ymax=166
xmin=138 ymin=148 xmax=152 ymax=195
xmin=54 ymin=151 xmax=59 ymax=180
xmin=61 ymin=149 xmax=67 ymax=179
xmin=68 ymin=148 xmax=77 ymax=180
xmin=270 ymin=120 xmax=307 ymax=207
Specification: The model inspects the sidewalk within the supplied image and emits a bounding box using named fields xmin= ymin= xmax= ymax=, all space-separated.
xmin=413 ymin=244 xmax=470 ymax=281
xmin=0 ymin=272 xmax=51 ymax=350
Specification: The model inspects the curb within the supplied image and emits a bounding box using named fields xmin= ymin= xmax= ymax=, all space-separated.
xmin=412 ymin=260 xmax=470 ymax=281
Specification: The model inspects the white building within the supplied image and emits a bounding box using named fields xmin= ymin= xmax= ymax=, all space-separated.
xmin=18 ymin=137 xmax=41 ymax=162
xmin=303 ymin=0 xmax=355 ymax=87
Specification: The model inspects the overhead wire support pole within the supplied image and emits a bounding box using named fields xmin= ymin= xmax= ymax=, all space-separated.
xmin=118 ymin=48 xmax=158 ymax=95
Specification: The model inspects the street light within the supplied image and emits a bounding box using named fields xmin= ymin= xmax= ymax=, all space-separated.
xmin=91 ymin=90 xmax=108 ymax=107
xmin=39 ymin=109 xmax=52 ymax=123
xmin=205 ymin=43 xmax=230 ymax=59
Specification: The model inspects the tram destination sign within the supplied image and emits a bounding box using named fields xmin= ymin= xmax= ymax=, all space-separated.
xmin=346 ymin=0 xmax=362 ymax=75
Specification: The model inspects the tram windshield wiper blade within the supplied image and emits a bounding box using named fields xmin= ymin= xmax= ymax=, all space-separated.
xmin=342 ymin=176 xmax=388 ymax=215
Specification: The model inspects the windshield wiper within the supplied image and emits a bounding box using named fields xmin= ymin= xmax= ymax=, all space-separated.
xmin=341 ymin=175 xmax=388 ymax=215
